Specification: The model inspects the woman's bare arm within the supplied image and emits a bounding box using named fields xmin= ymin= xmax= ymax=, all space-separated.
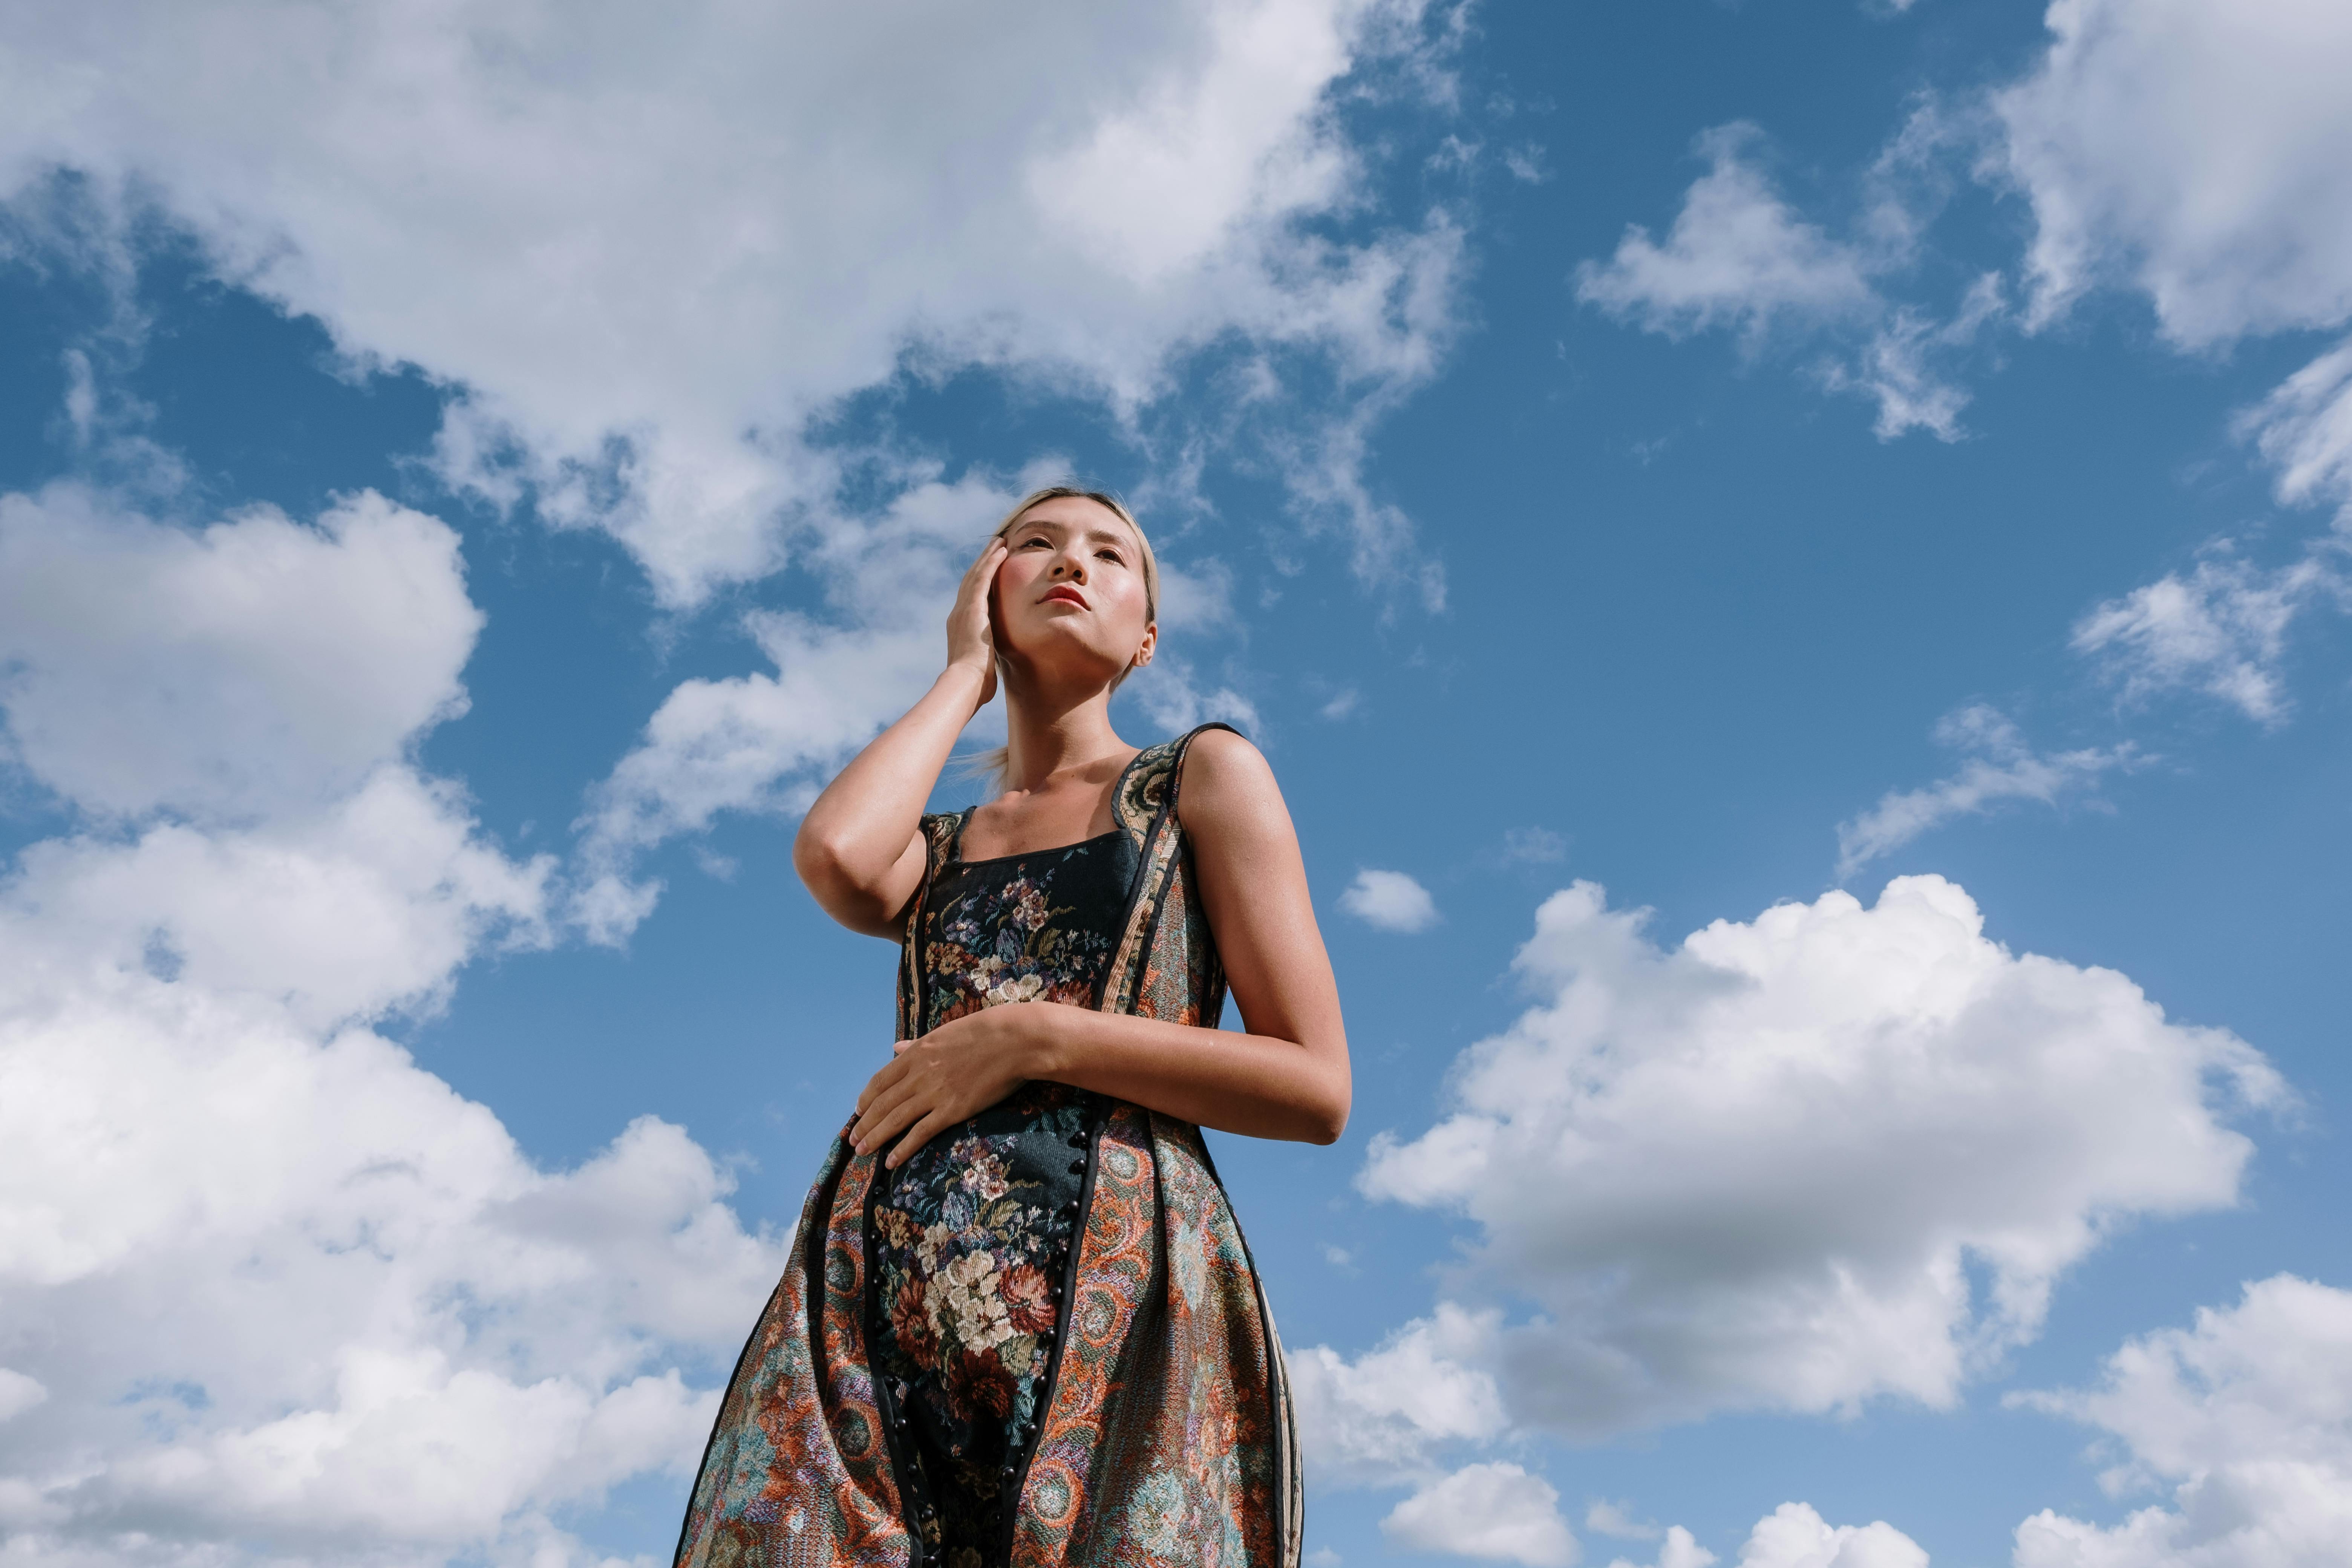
xmin=850 ymin=729 xmax=1351 ymax=1162
xmin=794 ymin=538 xmax=1006 ymax=938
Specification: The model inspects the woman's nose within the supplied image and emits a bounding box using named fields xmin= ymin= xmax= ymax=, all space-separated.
xmin=1054 ymin=552 xmax=1087 ymax=582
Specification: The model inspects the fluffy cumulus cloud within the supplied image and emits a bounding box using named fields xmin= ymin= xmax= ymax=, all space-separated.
xmin=1995 ymin=0 xmax=2352 ymax=346
xmin=1836 ymin=704 xmax=2144 ymax=877
xmin=1378 ymin=1497 xmax=1932 ymax=1568
xmin=1288 ymin=1302 xmax=1508 ymax=1487
xmin=0 ymin=485 xmax=480 ymax=822
xmin=1380 ymin=1461 xmax=1578 ymax=1567
xmin=1338 ymin=867 xmax=1439 ymax=932
xmin=1600 ymin=1525 xmax=1715 ymax=1568
xmin=0 ymin=0 xmax=1464 ymax=608
xmin=0 ymin=485 xmax=781 ymax=1564
xmin=1359 ymin=875 xmax=2283 ymax=1436
xmin=1735 ymin=1505 xmax=1927 ymax=1568
xmin=2011 ymin=1274 xmax=2352 ymax=1568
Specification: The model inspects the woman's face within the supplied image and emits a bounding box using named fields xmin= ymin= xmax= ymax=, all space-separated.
xmin=989 ymin=496 xmax=1155 ymax=688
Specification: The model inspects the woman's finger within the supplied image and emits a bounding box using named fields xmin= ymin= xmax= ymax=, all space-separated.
xmin=852 ymin=1080 xmax=922 ymax=1155
xmin=852 ymin=1060 xmax=923 ymax=1144
xmin=888 ymin=1105 xmax=957 ymax=1170
xmin=854 ymin=1054 xmax=906 ymax=1116
xmin=972 ymin=533 xmax=1006 ymax=573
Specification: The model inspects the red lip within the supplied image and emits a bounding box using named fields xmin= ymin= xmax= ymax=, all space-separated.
xmin=1041 ymin=586 xmax=1089 ymax=608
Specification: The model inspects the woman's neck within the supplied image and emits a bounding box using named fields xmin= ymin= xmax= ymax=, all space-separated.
xmin=998 ymin=686 xmax=1129 ymax=795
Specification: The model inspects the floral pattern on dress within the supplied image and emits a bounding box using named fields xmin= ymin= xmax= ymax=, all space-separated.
xmin=870 ymin=829 xmax=1135 ymax=1559
xmin=872 ymin=1102 xmax=1089 ymax=1449
xmin=919 ymin=834 xmax=1128 ymax=1034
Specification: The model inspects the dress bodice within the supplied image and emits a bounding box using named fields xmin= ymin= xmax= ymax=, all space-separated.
xmin=914 ymin=824 xmax=1140 ymax=1035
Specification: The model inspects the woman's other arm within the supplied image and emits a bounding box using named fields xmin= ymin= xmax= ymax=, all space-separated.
xmin=794 ymin=538 xmax=1006 ymax=938
xmin=850 ymin=729 xmax=1352 ymax=1160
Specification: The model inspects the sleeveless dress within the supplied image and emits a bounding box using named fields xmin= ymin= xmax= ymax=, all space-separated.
xmin=675 ymin=726 xmax=1302 ymax=1568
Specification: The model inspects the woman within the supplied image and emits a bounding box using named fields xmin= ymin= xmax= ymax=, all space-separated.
xmin=675 ymin=487 xmax=1350 ymax=1568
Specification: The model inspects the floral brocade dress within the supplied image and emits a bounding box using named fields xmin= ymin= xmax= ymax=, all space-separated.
xmin=675 ymin=726 xmax=1303 ymax=1568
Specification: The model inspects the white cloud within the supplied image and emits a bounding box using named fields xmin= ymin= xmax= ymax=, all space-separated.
xmin=0 ymin=482 xmax=782 ymax=1564
xmin=1381 ymin=1462 xmax=1579 ymax=1568
xmin=0 ymin=973 xmax=775 ymax=1560
xmin=1574 ymin=119 xmax=1989 ymax=441
xmin=1575 ymin=124 xmax=1877 ymax=345
xmin=1587 ymin=1501 xmax=1660 ymax=1541
xmin=1606 ymin=1526 xmax=1716 ymax=1568
xmin=1289 ymin=1303 xmax=1507 ymax=1486
xmin=0 ymin=0 xmax=1465 ymax=607
xmin=1131 ymin=657 xmax=1264 ymax=738
xmin=1599 ymin=1507 xmax=1927 ymax=1568
xmin=8 ymin=765 xmax=551 ymax=1032
xmin=0 ymin=1371 xmax=46 ymax=1424
xmin=1339 ymin=867 xmax=1439 ymax=932
xmin=2240 ymin=336 xmax=2352 ymax=517
xmin=1835 ymin=704 xmax=2144 ymax=877
xmin=2065 ymin=335 xmax=2352 ymax=727
xmin=1503 ymin=827 xmax=1568 ymax=865
xmin=1821 ymin=273 xmax=2004 ymax=442
xmin=2071 ymin=544 xmax=2345 ymax=726
xmin=2010 ymin=1273 xmax=2352 ymax=1568
xmin=1593 ymin=1505 xmax=1925 ymax=1568
xmin=0 ymin=485 xmax=480 ymax=822
xmin=1360 ymin=875 xmax=2283 ymax=1436
xmin=1995 ymin=0 xmax=2352 ymax=346
xmin=1737 ymin=1504 xmax=1927 ymax=1568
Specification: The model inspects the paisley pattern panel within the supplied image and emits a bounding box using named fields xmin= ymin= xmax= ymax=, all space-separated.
xmin=1006 ymin=1106 xmax=1284 ymax=1567
xmin=675 ymin=1135 xmax=909 ymax=1568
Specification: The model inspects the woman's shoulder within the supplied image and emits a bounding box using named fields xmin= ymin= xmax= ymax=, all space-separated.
xmin=1174 ymin=722 xmax=1265 ymax=782
xmin=1168 ymin=724 xmax=1282 ymax=832
xmin=1111 ymin=723 xmax=1266 ymax=831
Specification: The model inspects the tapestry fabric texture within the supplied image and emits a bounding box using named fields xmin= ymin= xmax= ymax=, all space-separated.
xmin=674 ymin=725 xmax=1303 ymax=1568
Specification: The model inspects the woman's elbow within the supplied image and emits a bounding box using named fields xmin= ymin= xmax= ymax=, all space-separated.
xmin=793 ymin=824 xmax=856 ymax=896
xmin=1303 ymin=1080 xmax=1351 ymax=1146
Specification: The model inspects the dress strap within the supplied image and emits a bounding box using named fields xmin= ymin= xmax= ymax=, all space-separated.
xmin=1098 ymin=722 xmax=1241 ymax=1017
xmin=1110 ymin=721 xmax=1242 ymax=852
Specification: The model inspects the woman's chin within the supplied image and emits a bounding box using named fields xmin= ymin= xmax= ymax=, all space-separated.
xmin=1000 ymin=639 xmax=1127 ymax=692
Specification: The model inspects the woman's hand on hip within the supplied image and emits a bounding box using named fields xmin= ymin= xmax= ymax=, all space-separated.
xmin=851 ymin=1003 xmax=1043 ymax=1169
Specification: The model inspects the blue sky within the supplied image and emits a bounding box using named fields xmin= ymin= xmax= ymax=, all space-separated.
xmin=3 ymin=3 xmax=2350 ymax=1566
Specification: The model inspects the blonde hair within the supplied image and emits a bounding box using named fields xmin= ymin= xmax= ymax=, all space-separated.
xmin=966 ymin=485 xmax=1159 ymax=794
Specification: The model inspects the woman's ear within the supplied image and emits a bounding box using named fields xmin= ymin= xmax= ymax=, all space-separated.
xmin=1132 ymin=623 xmax=1157 ymax=669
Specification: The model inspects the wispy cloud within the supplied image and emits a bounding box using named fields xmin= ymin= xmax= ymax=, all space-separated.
xmin=1836 ymin=705 xmax=2144 ymax=879
xmin=1574 ymin=110 xmax=2000 ymax=442
xmin=2072 ymin=544 xmax=2345 ymax=727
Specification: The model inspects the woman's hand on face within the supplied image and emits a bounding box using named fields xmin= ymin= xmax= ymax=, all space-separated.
xmin=946 ymin=536 xmax=1008 ymax=707
xmin=852 ymin=1005 xmax=1038 ymax=1169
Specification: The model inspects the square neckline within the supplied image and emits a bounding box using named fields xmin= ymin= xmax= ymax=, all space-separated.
xmin=945 ymin=744 xmax=1153 ymax=868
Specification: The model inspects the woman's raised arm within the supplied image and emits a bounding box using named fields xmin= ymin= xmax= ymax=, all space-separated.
xmin=793 ymin=537 xmax=1006 ymax=938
